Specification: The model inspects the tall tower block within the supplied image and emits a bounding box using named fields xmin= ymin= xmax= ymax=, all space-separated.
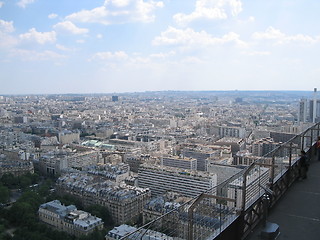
xmin=313 ymin=88 xmax=317 ymax=123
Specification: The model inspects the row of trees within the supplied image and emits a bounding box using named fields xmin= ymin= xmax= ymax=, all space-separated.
xmin=0 ymin=172 xmax=42 ymax=205
xmin=0 ymin=172 xmax=40 ymax=190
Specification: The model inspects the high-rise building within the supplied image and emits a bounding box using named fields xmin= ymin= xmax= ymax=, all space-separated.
xmin=309 ymin=99 xmax=320 ymax=123
xmin=298 ymin=99 xmax=308 ymax=123
xmin=112 ymin=96 xmax=119 ymax=102
xmin=313 ymin=88 xmax=317 ymax=123
xmin=299 ymin=88 xmax=319 ymax=123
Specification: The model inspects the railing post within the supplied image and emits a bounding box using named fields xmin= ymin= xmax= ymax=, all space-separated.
xmin=188 ymin=207 xmax=194 ymax=240
xmin=287 ymin=142 xmax=293 ymax=187
xmin=288 ymin=142 xmax=293 ymax=168
xmin=311 ymin=127 xmax=315 ymax=158
xmin=269 ymin=155 xmax=275 ymax=186
xmin=241 ymin=171 xmax=248 ymax=211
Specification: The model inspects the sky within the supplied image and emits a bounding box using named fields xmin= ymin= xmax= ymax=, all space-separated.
xmin=0 ymin=0 xmax=319 ymax=94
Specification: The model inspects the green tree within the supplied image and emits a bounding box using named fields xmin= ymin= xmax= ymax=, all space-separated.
xmin=19 ymin=176 xmax=32 ymax=190
xmin=1 ymin=173 xmax=18 ymax=189
xmin=38 ymin=179 xmax=53 ymax=197
xmin=78 ymin=229 xmax=105 ymax=240
xmin=18 ymin=191 xmax=43 ymax=209
xmin=8 ymin=201 xmax=36 ymax=225
xmin=0 ymin=184 xmax=10 ymax=203
xmin=85 ymin=204 xmax=114 ymax=227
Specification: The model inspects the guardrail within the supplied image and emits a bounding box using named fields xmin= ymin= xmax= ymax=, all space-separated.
xmin=118 ymin=122 xmax=320 ymax=240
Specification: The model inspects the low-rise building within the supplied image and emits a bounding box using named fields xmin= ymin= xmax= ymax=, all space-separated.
xmin=38 ymin=200 xmax=103 ymax=237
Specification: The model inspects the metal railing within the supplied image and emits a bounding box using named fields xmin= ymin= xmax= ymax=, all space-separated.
xmin=118 ymin=122 xmax=320 ymax=240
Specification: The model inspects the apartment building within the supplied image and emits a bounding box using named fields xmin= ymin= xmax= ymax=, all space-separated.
xmin=38 ymin=200 xmax=103 ymax=237
xmin=161 ymin=156 xmax=197 ymax=170
xmin=0 ymin=159 xmax=34 ymax=177
xmin=56 ymin=173 xmax=151 ymax=224
xmin=138 ymin=164 xmax=217 ymax=197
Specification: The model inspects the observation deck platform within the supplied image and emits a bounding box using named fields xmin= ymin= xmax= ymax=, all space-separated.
xmin=247 ymin=154 xmax=320 ymax=240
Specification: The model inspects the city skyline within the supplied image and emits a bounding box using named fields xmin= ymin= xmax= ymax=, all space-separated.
xmin=1 ymin=0 xmax=320 ymax=94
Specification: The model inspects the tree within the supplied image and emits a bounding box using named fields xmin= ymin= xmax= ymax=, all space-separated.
xmin=19 ymin=176 xmax=32 ymax=190
xmin=38 ymin=179 xmax=53 ymax=197
xmin=0 ymin=185 xmax=10 ymax=203
xmin=1 ymin=173 xmax=18 ymax=189
xmin=78 ymin=229 xmax=105 ymax=240
xmin=85 ymin=205 xmax=114 ymax=227
xmin=8 ymin=201 xmax=35 ymax=225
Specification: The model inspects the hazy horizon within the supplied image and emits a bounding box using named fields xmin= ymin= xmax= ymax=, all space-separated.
xmin=1 ymin=89 xmax=317 ymax=97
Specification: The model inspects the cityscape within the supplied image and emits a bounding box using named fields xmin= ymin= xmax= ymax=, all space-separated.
xmin=1 ymin=0 xmax=320 ymax=239
xmin=0 ymin=90 xmax=319 ymax=240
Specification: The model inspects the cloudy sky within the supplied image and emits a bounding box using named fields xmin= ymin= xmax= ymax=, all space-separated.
xmin=0 ymin=0 xmax=319 ymax=94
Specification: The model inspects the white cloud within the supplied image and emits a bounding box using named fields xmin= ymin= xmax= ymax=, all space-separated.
xmin=17 ymin=0 xmax=35 ymax=8
xmin=150 ymin=51 xmax=176 ymax=59
xmin=174 ymin=0 xmax=242 ymax=26
xmin=66 ymin=0 xmax=163 ymax=25
xmin=252 ymin=27 xmax=319 ymax=44
xmin=48 ymin=13 xmax=58 ymax=19
xmin=180 ymin=56 xmax=204 ymax=64
xmin=90 ymin=51 xmax=129 ymax=61
xmin=0 ymin=2 xmax=4 ymax=8
xmin=0 ymin=20 xmax=17 ymax=49
xmin=0 ymin=34 xmax=17 ymax=49
xmin=152 ymin=26 xmax=246 ymax=48
xmin=0 ymin=20 xmax=15 ymax=33
xmin=53 ymin=21 xmax=89 ymax=34
xmin=90 ymin=50 xmax=154 ymax=65
xmin=96 ymin=34 xmax=103 ymax=39
xmin=19 ymin=28 xmax=56 ymax=44
xmin=248 ymin=16 xmax=255 ymax=22
xmin=10 ymin=49 xmax=66 ymax=61
xmin=66 ymin=6 xmax=109 ymax=25
xmin=56 ymin=44 xmax=73 ymax=51
xmin=108 ymin=0 xmax=130 ymax=7
xmin=241 ymin=50 xmax=270 ymax=56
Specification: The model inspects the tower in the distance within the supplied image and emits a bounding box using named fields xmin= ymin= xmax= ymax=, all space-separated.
xmin=112 ymin=96 xmax=119 ymax=102
xmin=313 ymin=88 xmax=317 ymax=123
xmin=298 ymin=99 xmax=308 ymax=123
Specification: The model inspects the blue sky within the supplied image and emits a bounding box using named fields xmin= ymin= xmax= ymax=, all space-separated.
xmin=0 ymin=0 xmax=319 ymax=94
